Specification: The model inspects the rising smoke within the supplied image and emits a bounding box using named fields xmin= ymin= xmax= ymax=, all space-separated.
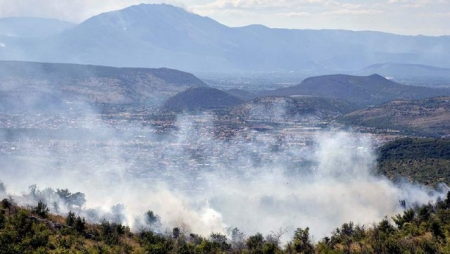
xmin=0 ymin=104 xmax=447 ymax=242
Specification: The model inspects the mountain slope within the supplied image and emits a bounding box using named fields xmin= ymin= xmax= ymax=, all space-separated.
xmin=340 ymin=97 xmax=450 ymax=137
xmin=1 ymin=4 xmax=450 ymax=72
xmin=16 ymin=4 xmax=234 ymax=71
xmin=377 ymin=138 xmax=450 ymax=186
xmin=162 ymin=87 xmax=243 ymax=111
xmin=0 ymin=17 xmax=74 ymax=37
xmin=0 ymin=61 xmax=206 ymax=109
xmin=262 ymin=74 xmax=450 ymax=107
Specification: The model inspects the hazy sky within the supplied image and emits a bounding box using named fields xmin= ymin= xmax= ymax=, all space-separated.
xmin=0 ymin=0 xmax=449 ymax=36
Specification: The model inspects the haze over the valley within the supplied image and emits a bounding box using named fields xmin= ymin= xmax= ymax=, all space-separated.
xmin=1 ymin=0 xmax=450 ymax=249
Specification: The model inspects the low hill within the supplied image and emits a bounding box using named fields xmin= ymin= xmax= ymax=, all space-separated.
xmin=340 ymin=97 xmax=450 ymax=138
xmin=0 ymin=61 xmax=206 ymax=109
xmin=378 ymin=138 xmax=450 ymax=186
xmin=162 ymin=87 xmax=243 ymax=111
xmin=232 ymin=96 xmax=357 ymax=122
xmin=262 ymin=74 xmax=450 ymax=107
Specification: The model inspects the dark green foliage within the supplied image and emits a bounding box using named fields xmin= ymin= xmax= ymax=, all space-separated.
xmin=32 ymin=201 xmax=49 ymax=218
xmin=74 ymin=216 xmax=86 ymax=233
xmin=139 ymin=231 xmax=172 ymax=254
xmin=189 ymin=233 xmax=204 ymax=245
xmin=0 ymin=210 xmax=4 ymax=229
xmin=384 ymin=237 xmax=402 ymax=254
xmin=1 ymin=199 xmax=11 ymax=215
xmin=263 ymin=242 xmax=279 ymax=254
xmin=98 ymin=219 xmax=129 ymax=246
xmin=195 ymin=239 xmax=214 ymax=253
xmin=392 ymin=209 xmax=415 ymax=229
xmin=290 ymin=227 xmax=314 ymax=254
xmin=173 ymin=227 xmax=180 ymax=239
xmin=430 ymin=220 xmax=445 ymax=239
xmin=66 ymin=211 xmax=75 ymax=226
xmin=247 ymin=233 xmax=265 ymax=253
xmin=418 ymin=204 xmax=433 ymax=221
xmin=378 ymin=138 xmax=450 ymax=186
xmin=209 ymin=232 xmax=231 ymax=251
xmin=377 ymin=217 xmax=395 ymax=235
xmin=100 ymin=219 xmax=119 ymax=245
xmin=0 ymin=209 xmax=50 ymax=253
xmin=379 ymin=138 xmax=450 ymax=161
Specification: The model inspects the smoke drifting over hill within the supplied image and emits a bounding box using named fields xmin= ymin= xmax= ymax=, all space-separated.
xmin=0 ymin=105 xmax=447 ymax=241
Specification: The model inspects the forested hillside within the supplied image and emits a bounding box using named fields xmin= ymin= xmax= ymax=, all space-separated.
xmin=378 ymin=138 xmax=450 ymax=186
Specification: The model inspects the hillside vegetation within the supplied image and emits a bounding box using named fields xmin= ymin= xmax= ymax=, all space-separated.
xmin=378 ymin=138 xmax=450 ymax=186
xmin=341 ymin=97 xmax=450 ymax=138
xmin=3 ymin=191 xmax=450 ymax=253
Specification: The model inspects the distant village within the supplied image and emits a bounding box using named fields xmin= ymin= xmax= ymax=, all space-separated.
xmin=0 ymin=107 xmax=401 ymax=193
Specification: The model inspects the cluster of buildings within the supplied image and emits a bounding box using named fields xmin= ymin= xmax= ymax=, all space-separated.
xmin=0 ymin=109 xmax=385 ymax=192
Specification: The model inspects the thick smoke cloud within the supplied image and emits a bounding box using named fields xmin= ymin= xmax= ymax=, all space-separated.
xmin=0 ymin=105 xmax=447 ymax=242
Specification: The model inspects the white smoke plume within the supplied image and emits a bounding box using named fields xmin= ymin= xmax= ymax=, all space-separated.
xmin=0 ymin=107 xmax=447 ymax=242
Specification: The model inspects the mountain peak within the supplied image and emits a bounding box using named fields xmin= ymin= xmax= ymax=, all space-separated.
xmin=122 ymin=3 xmax=190 ymax=16
xmin=368 ymin=73 xmax=387 ymax=80
xmin=3 ymin=3 xmax=450 ymax=72
xmin=79 ymin=2 xmax=225 ymax=36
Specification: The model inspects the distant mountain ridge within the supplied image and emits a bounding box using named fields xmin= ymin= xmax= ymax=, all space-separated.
xmin=0 ymin=17 xmax=74 ymax=37
xmin=261 ymin=74 xmax=450 ymax=107
xmin=354 ymin=63 xmax=450 ymax=87
xmin=1 ymin=4 xmax=450 ymax=73
xmin=0 ymin=61 xmax=206 ymax=110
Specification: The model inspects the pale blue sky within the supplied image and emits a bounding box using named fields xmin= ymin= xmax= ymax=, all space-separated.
xmin=0 ymin=0 xmax=449 ymax=36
